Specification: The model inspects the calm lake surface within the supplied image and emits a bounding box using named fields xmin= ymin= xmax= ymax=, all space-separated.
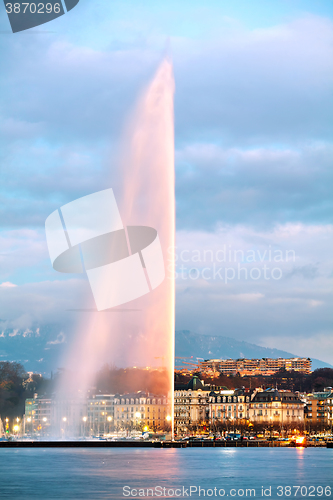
xmin=0 ymin=448 xmax=332 ymax=500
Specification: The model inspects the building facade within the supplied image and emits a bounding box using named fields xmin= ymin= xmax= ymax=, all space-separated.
xmin=174 ymin=376 xmax=212 ymax=433
xmin=304 ymin=388 xmax=333 ymax=431
xmin=24 ymin=392 xmax=171 ymax=437
xmin=209 ymin=390 xmax=252 ymax=423
xmin=199 ymin=357 xmax=311 ymax=377
xmin=249 ymin=389 xmax=304 ymax=428
xmin=174 ymin=377 xmax=254 ymax=434
xmin=113 ymin=392 xmax=171 ymax=432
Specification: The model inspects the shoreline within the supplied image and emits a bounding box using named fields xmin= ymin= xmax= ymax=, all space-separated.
xmin=0 ymin=440 xmax=330 ymax=449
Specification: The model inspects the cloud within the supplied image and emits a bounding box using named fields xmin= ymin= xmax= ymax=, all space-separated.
xmin=174 ymin=15 xmax=333 ymax=144
xmin=0 ymin=15 xmax=332 ymax=230
xmin=174 ymin=223 xmax=333 ymax=361
xmin=9 ymin=329 xmax=19 ymax=337
xmin=0 ymin=8 xmax=332 ymax=366
xmin=261 ymin=332 xmax=333 ymax=366
xmin=285 ymin=265 xmax=320 ymax=280
xmin=0 ymin=229 xmax=58 ymax=284
xmin=0 ymin=279 xmax=91 ymax=328
xmin=47 ymin=331 xmax=66 ymax=345
xmin=175 ymin=142 xmax=333 ymax=229
xmin=0 ymin=282 xmax=17 ymax=287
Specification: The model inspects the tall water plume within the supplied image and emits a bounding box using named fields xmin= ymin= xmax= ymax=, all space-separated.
xmin=55 ymin=59 xmax=175 ymax=436
xmin=119 ymin=58 xmax=175 ymax=433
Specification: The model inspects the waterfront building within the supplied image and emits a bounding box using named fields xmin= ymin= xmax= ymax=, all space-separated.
xmin=24 ymin=395 xmax=52 ymax=435
xmin=208 ymin=389 xmax=252 ymax=424
xmin=304 ymin=387 xmax=333 ymax=431
xmin=24 ymin=395 xmax=87 ymax=437
xmin=174 ymin=376 xmax=244 ymax=434
xmin=113 ymin=392 xmax=171 ymax=432
xmin=249 ymin=389 xmax=304 ymax=428
xmin=174 ymin=376 xmax=212 ymax=433
xmin=24 ymin=391 xmax=170 ymax=437
xmin=86 ymin=394 xmax=115 ymax=435
xmin=199 ymin=357 xmax=311 ymax=377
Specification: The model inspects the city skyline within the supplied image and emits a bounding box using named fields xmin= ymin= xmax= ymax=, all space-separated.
xmin=0 ymin=1 xmax=332 ymax=498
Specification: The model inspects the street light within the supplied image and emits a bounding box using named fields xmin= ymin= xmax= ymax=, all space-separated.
xmin=106 ymin=416 xmax=112 ymax=436
xmin=61 ymin=417 xmax=67 ymax=439
xmin=26 ymin=416 xmax=32 ymax=436
xmin=82 ymin=416 xmax=87 ymax=438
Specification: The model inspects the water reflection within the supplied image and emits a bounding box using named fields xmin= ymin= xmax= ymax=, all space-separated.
xmin=0 ymin=448 xmax=331 ymax=499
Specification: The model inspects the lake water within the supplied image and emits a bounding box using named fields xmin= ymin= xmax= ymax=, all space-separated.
xmin=0 ymin=448 xmax=332 ymax=499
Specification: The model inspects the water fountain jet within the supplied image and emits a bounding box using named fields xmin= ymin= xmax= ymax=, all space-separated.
xmin=53 ymin=58 xmax=175 ymax=439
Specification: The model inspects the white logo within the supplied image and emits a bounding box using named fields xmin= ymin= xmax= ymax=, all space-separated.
xmin=45 ymin=188 xmax=165 ymax=310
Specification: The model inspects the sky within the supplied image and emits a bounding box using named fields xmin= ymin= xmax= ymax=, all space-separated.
xmin=0 ymin=0 xmax=332 ymax=366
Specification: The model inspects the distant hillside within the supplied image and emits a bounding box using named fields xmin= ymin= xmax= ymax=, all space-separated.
xmin=175 ymin=330 xmax=332 ymax=371
xmin=0 ymin=324 xmax=66 ymax=375
xmin=0 ymin=323 xmax=331 ymax=374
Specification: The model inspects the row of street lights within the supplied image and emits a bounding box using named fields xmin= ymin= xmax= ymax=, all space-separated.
xmin=3 ymin=413 xmax=172 ymax=437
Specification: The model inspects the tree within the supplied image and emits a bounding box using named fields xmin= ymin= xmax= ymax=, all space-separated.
xmin=0 ymin=362 xmax=27 ymax=419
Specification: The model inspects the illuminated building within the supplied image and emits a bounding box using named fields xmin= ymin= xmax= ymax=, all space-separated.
xmin=304 ymin=388 xmax=333 ymax=431
xmin=199 ymin=357 xmax=311 ymax=376
xmin=209 ymin=390 xmax=252 ymax=423
xmin=174 ymin=376 xmax=211 ymax=433
xmin=24 ymin=391 xmax=170 ymax=437
xmin=249 ymin=389 xmax=304 ymax=425
xmin=113 ymin=392 xmax=170 ymax=432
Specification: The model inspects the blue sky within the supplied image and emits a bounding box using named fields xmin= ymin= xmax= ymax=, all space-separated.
xmin=0 ymin=0 xmax=332 ymax=365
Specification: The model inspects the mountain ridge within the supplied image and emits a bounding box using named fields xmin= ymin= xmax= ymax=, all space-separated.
xmin=0 ymin=325 xmax=331 ymax=373
xmin=175 ymin=330 xmax=331 ymax=371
